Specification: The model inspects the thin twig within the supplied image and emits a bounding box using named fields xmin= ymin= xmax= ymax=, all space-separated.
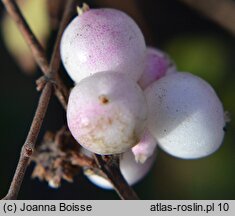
xmin=49 ymin=0 xmax=76 ymax=76
xmin=3 ymin=83 xmax=53 ymax=200
xmin=1 ymin=0 xmax=48 ymax=74
xmin=94 ymin=155 xmax=139 ymax=200
xmin=48 ymin=0 xmax=77 ymax=107
xmin=180 ymin=0 xmax=235 ymax=36
xmin=47 ymin=0 xmax=67 ymax=30
xmin=1 ymin=0 xmax=70 ymax=109
xmin=1 ymin=0 xmax=76 ymax=199
xmin=1 ymin=0 xmax=139 ymax=200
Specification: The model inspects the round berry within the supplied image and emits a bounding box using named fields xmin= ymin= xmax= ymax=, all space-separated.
xmin=67 ymin=72 xmax=147 ymax=155
xmin=60 ymin=8 xmax=146 ymax=83
xmin=145 ymin=72 xmax=225 ymax=159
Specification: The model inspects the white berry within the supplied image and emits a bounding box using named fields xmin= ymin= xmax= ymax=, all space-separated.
xmin=67 ymin=72 xmax=147 ymax=155
xmin=60 ymin=8 xmax=146 ymax=83
xmin=145 ymin=72 xmax=225 ymax=159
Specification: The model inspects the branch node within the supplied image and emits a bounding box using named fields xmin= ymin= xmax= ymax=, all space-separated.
xmin=36 ymin=75 xmax=56 ymax=91
xmin=23 ymin=145 xmax=33 ymax=157
xmin=2 ymin=0 xmax=139 ymax=200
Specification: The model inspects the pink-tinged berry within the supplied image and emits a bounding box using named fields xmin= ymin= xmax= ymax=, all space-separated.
xmin=138 ymin=47 xmax=176 ymax=89
xmin=60 ymin=8 xmax=146 ymax=83
xmin=67 ymin=72 xmax=147 ymax=155
xmin=132 ymin=129 xmax=157 ymax=163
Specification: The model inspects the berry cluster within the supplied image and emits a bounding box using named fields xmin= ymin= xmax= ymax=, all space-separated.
xmin=60 ymin=7 xmax=226 ymax=189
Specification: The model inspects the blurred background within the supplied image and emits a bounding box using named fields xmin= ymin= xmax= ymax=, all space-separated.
xmin=0 ymin=0 xmax=235 ymax=199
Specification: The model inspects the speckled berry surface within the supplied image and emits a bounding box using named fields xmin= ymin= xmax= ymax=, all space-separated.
xmin=60 ymin=8 xmax=146 ymax=83
xmin=145 ymin=72 xmax=225 ymax=159
xmin=67 ymin=72 xmax=147 ymax=155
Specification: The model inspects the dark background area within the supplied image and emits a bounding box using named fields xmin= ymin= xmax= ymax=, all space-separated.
xmin=0 ymin=0 xmax=235 ymax=199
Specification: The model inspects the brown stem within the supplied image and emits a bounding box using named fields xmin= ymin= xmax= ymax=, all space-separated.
xmin=49 ymin=0 xmax=76 ymax=108
xmin=2 ymin=0 xmax=48 ymax=74
xmin=3 ymin=83 xmax=53 ymax=200
xmin=1 ymin=0 xmax=70 ymax=109
xmin=47 ymin=0 xmax=67 ymax=29
xmin=49 ymin=0 xmax=76 ymax=74
xmin=94 ymin=155 xmax=139 ymax=200
xmin=1 ymin=0 xmax=75 ymax=199
xmin=1 ymin=0 xmax=139 ymax=200
xmin=180 ymin=0 xmax=235 ymax=36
